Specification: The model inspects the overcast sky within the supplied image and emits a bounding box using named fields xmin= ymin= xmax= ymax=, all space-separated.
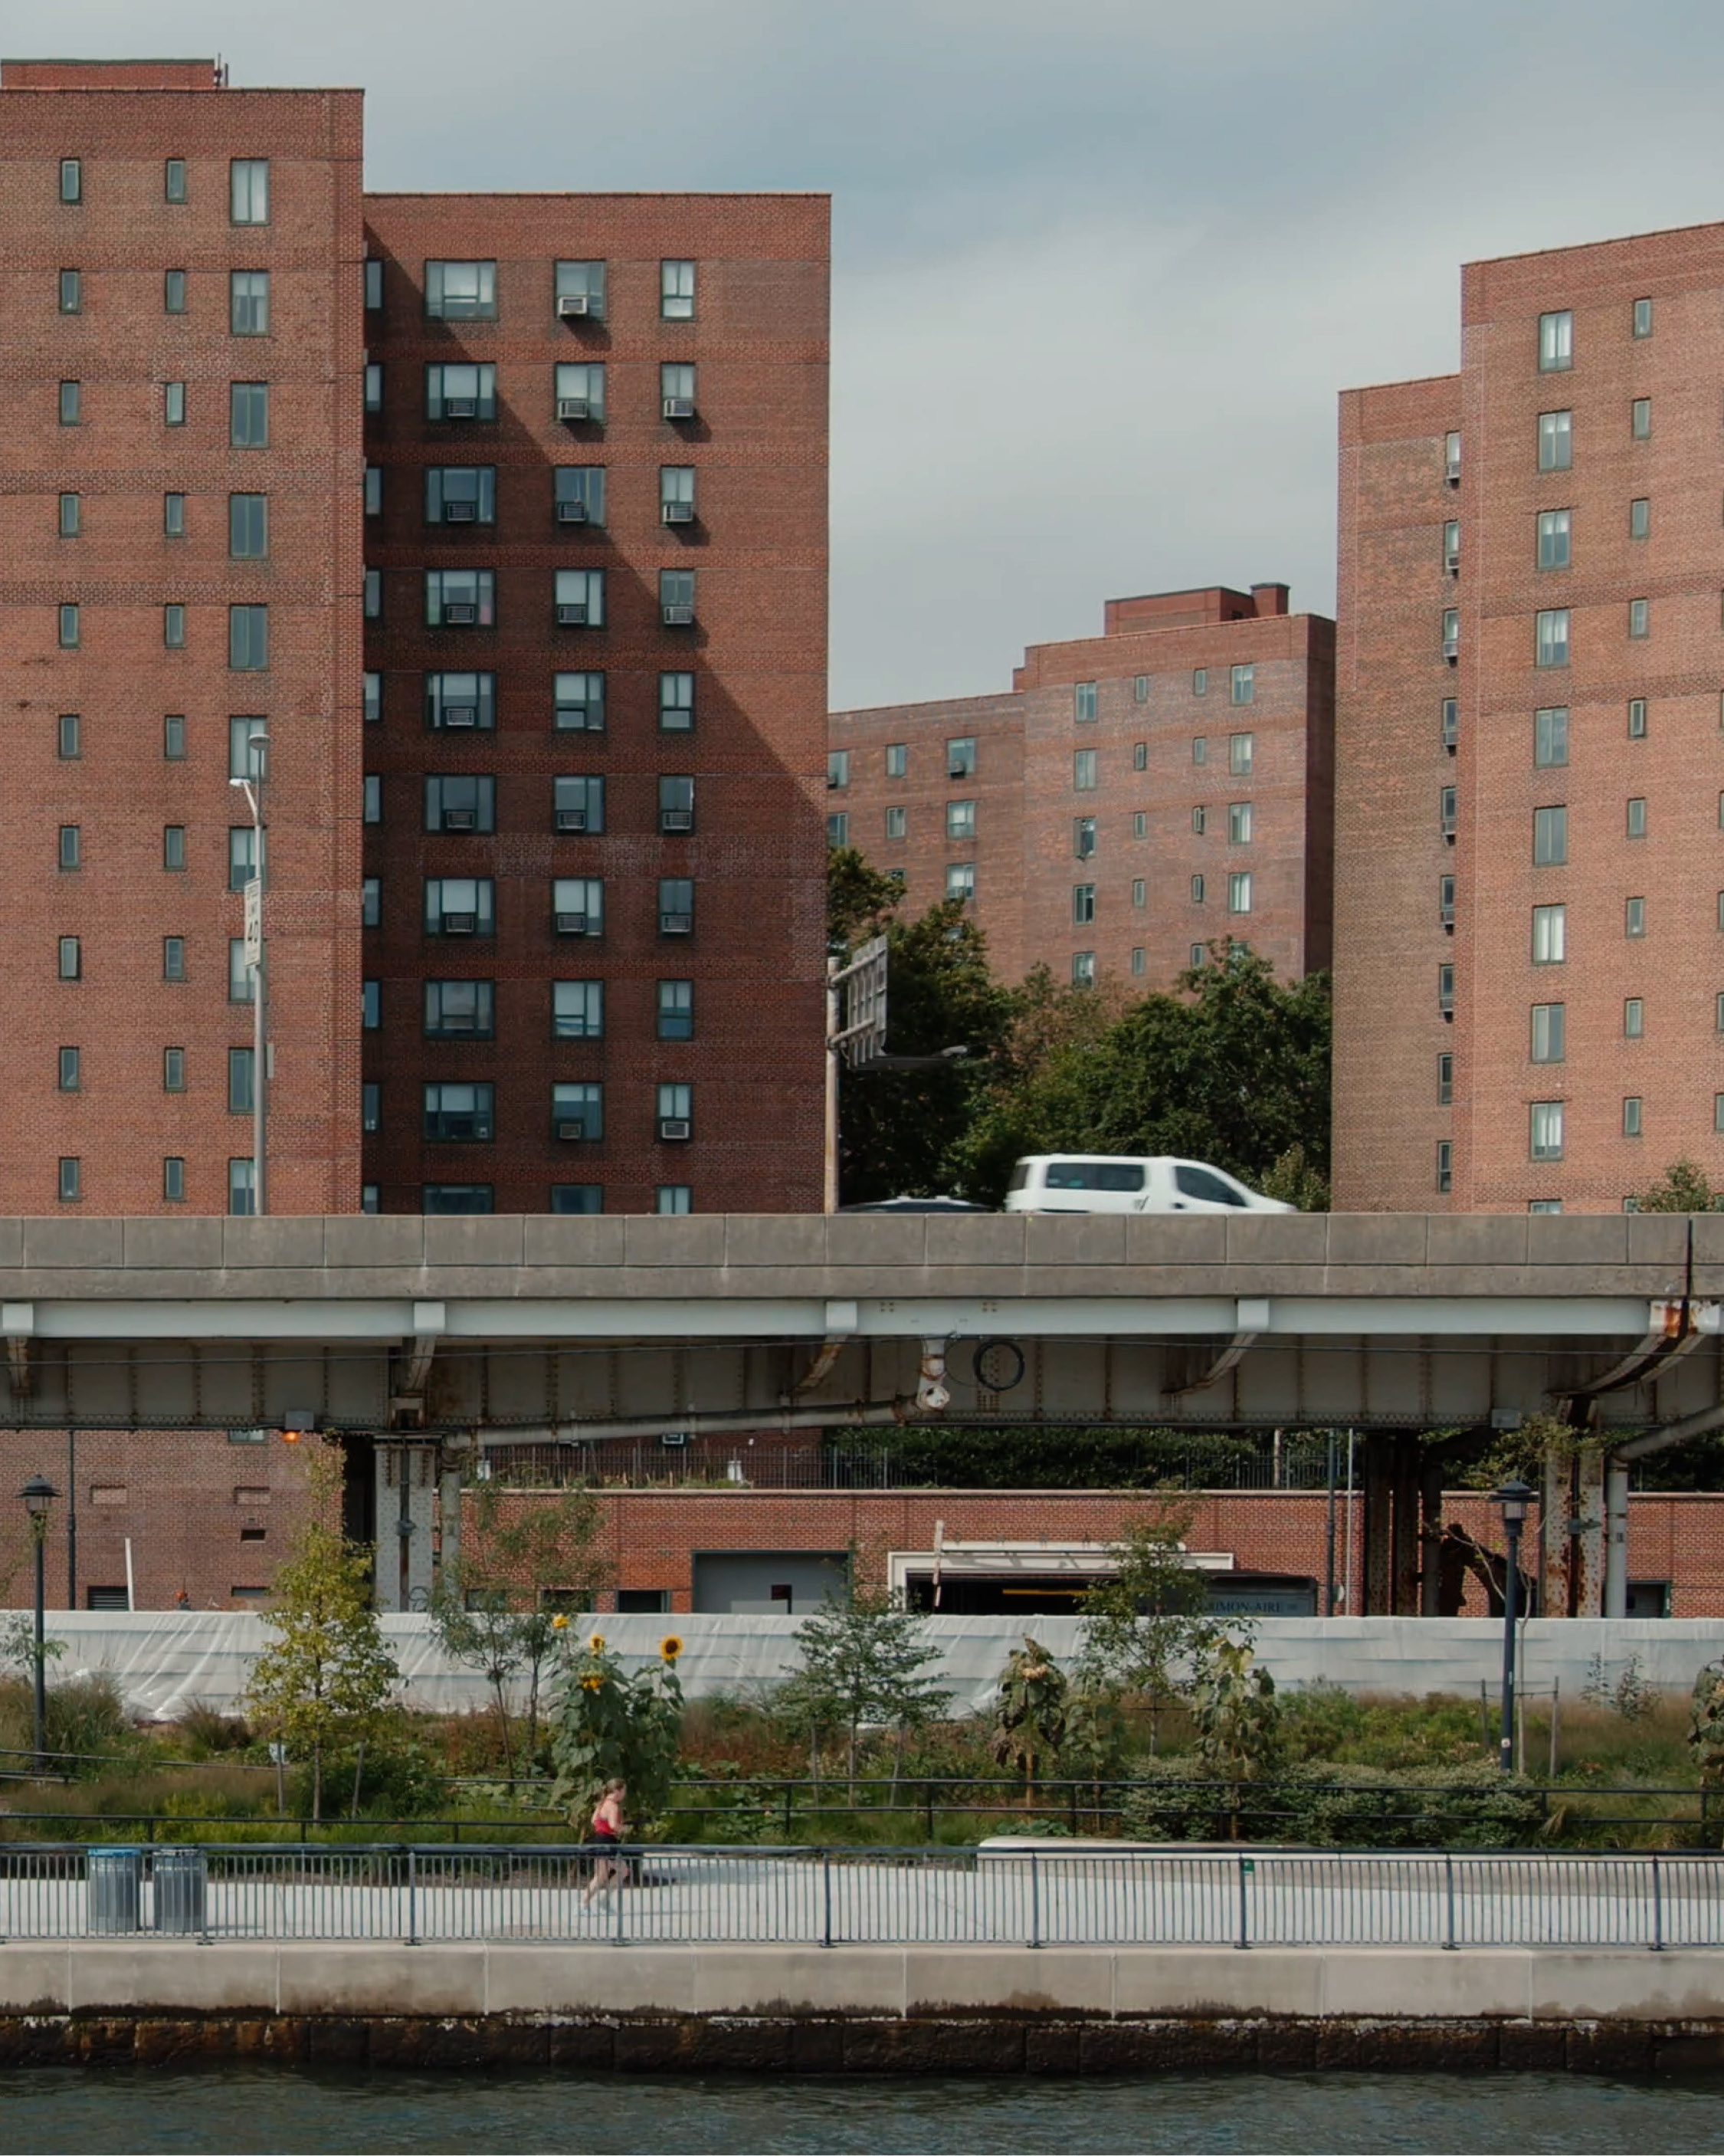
xmin=30 ymin=0 xmax=1724 ymax=704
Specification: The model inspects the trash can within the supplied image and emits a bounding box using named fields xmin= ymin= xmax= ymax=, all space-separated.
xmin=152 ymin=1846 xmax=208 ymax=1936
xmin=86 ymin=1847 xmax=142 ymax=1935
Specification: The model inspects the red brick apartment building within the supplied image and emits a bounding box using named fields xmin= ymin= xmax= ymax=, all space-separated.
xmin=1336 ymin=222 xmax=1724 ymax=1212
xmin=0 ymin=57 xmax=828 ymax=1225
xmin=828 ymin=586 xmax=1335 ymax=989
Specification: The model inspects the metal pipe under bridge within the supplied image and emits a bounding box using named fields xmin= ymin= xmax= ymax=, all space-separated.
xmin=0 ymin=1210 xmax=1714 ymax=1441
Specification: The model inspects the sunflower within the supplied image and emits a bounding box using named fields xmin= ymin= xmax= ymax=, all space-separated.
xmin=588 ymin=1633 xmax=606 ymax=1653
xmin=580 ymin=1672 xmax=605 ymax=1692
xmin=660 ymin=1635 xmax=684 ymax=1662
xmin=551 ymin=1613 xmax=569 ymax=1631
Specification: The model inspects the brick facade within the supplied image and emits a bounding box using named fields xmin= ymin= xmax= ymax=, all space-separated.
xmin=1336 ymin=222 xmax=1724 ymax=1211
xmin=830 ymin=586 xmax=1334 ymax=990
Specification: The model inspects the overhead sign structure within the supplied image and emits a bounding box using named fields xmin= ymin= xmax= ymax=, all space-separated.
xmin=829 ymin=934 xmax=888 ymax=1068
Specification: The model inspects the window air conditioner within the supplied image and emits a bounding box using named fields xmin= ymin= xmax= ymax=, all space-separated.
xmin=662 ymin=603 xmax=694 ymax=625
xmin=556 ymin=912 xmax=589 ymax=935
xmin=556 ymin=1119 xmax=590 ymax=1141
xmin=443 ymin=809 xmax=477 ymax=832
xmin=556 ymin=809 xmax=588 ymax=832
xmin=556 ymin=603 xmax=589 ymax=626
xmin=444 ymin=398 xmax=477 ymax=419
xmin=1442 ymin=637 xmax=1459 ymax=661
xmin=556 ymin=397 xmax=590 ymax=421
xmin=662 ymin=397 xmax=695 ymax=421
xmin=660 ymin=1431 xmax=690 ymax=1448
xmin=556 ymin=294 xmax=592 ymax=318
xmin=658 ymin=1117 xmax=691 ymax=1142
xmin=556 ymin=500 xmax=589 ymax=523
xmin=444 ymin=602 xmax=478 ymax=624
xmin=441 ymin=913 xmax=477 ymax=935
xmin=660 ymin=911 xmax=693 ymax=935
xmin=1444 ymin=549 xmax=1460 ymax=574
xmin=660 ymin=809 xmax=694 ymax=833
xmin=444 ymin=500 xmax=478 ymax=523
xmin=444 ymin=704 xmax=478 ymax=728
xmin=660 ymin=500 xmax=695 ymax=524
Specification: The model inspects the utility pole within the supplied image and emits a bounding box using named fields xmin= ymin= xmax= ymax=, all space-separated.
xmin=230 ymin=731 xmax=269 ymax=1214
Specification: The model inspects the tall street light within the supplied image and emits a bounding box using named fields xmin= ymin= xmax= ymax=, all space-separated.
xmin=1493 ymin=1476 xmax=1533 ymax=1774
xmin=21 ymin=1475 xmax=57 ymax=1774
xmin=228 ymin=730 xmax=269 ymax=1216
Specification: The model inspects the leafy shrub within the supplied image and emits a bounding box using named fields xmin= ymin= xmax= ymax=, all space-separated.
xmin=1277 ymin=1684 xmax=1485 ymax=1770
xmin=1119 ymin=1757 xmax=1546 ymax=1848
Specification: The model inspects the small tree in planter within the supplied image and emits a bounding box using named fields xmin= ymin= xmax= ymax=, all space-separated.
xmin=549 ymin=1628 xmax=684 ymax=1833
xmin=782 ymin=1583 xmax=948 ymax=1800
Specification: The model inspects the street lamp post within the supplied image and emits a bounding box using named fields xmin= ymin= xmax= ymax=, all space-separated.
xmin=21 ymin=1476 xmax=57 ymax=1774
xmin=1493 ymin=1476 xmax=1533 ymax=1774
xmin=229 ymin=733 xmax=269 ymax=1216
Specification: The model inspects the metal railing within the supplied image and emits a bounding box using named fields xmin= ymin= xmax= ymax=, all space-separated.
xmin=2 ymin=1843 xmax=1721 ymax=1948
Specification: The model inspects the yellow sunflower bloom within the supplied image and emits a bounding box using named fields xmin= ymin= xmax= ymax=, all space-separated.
xmin=660 ymin=1635 xmax=684 ymax=1662
xmin=580 ymin=1673 xmax=605 ymax=1692
xmin=588 ymin=1633 xmax=606 ymax=1652
xmin=551 ymin=1613 xmax=569 ymax=1630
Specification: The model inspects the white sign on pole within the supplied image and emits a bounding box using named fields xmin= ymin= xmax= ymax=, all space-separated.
xmin=831 ymin=934 xmax=888 ymax=1068
xmin=243 ymin=879 xmax=262 ymax=965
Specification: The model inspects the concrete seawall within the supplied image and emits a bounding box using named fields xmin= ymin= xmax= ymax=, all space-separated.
xmin=5 ymin=1943 xmax=1724 ymax=2072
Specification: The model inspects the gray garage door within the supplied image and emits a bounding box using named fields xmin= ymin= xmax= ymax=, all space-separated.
xmin=692 ymin=1551 xmax=849 ymax=1615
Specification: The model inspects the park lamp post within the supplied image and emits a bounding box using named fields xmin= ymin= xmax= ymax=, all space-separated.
xmin=20 ymin=1475 xmax=57 ymax=1774
xmin=1493 ymin=1476 xmax=1533 ymax=1774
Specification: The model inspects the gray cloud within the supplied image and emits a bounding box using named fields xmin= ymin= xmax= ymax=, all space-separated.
xmin=30 ymin=0 xmax=1724 ymax=701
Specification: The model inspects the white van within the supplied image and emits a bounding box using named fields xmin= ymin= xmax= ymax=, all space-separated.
xmin=1002 ymin=1154 xmax=1293 ymax=1216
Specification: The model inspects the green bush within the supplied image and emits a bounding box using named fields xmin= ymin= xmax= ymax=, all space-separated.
xmin=1119 ymin=1757 xmax=1546 ymax=1848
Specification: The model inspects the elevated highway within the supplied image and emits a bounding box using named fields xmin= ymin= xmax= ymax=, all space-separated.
xmin=0 ymin=1209 xmax=1715 ymax=1439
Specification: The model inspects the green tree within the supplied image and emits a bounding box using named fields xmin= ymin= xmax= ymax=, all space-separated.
xmin=431 ymin=1481 xmax=610 ymax=1784
xmin=1077 ymin=1501 xmax=1230 ymax=1746
xmin=828 ymin=844 xmax=904 ymax=956
xmin=1189 ymin=1636 xmax=1282 ymax=1788
xmin=1690 ymin=1660 xmax=1724 ymax=1832
xmin=1635 ymin=1159 xmax=1723 ymax=1212
xmin=779 ymin=1582 xmax=949 ymax=1792
xmin=549 ymin=1628 xmax=685 ymax=1829
xmin=244 ymin=1454 xmax=398 ymax=1821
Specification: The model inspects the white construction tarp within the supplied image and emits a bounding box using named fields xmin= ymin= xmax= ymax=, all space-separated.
xmin=29 ymin=1610 xmax=1723 ymax=1724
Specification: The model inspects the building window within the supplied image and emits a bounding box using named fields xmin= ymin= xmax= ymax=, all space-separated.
xmin=1627 ymin=697 xmax=1647 ymax=739
xmin=1441 ymin=606 xmax=1460 ymax=658
xmin=365 ymin=258 xmax=384 ymax=310
xmin=228 ymin=605 xmax=268 ymax=670
xmin=57 ymin=1045 xmax=80 ymax=1093
xmin=1133 ymin=675 xmax=1150 ymax=704
xmin=166 ymin=380 xmax=186 ymax=426
xmin=1535 ymin=610 xmax=1570 ymax=668
xmin=1132 ymin=812 xmax=1148 ymax=840
xmin=1530 ymin=1101 xmax=1565 ymax=1162
xmin=231 ymin=382 xmax=268 ymax=448
xmin=1626 ymin=796 xmax=1647 ymax=838
xmin=424 ymin=1081 xmax=494 ymax=1143
xmin=426 ymin=671 xmax=496 ymax=730
xmin=1436 ymin=1140 xmax=1453 ymax=1195
xmin=229 ymin=271 xmax=270 ymax=336
xmin=424 ymin=980 xmax=494 ymax=1039
xmin=1631 ymin=397 xmax=1652 ymax=440
xmin=228 ymin=939 xmax=255 ymax=1003
xmin=1190 ymin=874 xmax=1206 ymax=904
xmin=1227 ymin=733 xmax=1254 ymax=777
xmin=425 ymin=466 xmax=497 ymax=525
xmin=654 ymin=980 xmax=693 ymax=1042
xmin=1625 ymin=896 xmax=1647 ymax=937
xmin=559 ymin=671 xmax=608 ymax=732
xmin=57 ymin=156 xmax=82 ymax=204
xmin=1530 ymin=1003 xmax=1565 ymax=1062
xmin=362 ymin=465 xmax=383 ymax=517
xmin=1632 ymin=296 xmax=1654 ymax=338
xmin=946 ymin=799 xmax=976 ymax=838
xmin=885 ymin=806 xmax=906 ymax=840
xmin=162 ymin=1046 xmax=186 ymax=1093
xmin=163 ymin=267 xmax=187 ymax=314
xmin=659 ymin=775 xmax=695 ymax=835
xmin=660 ymin=362 xmax=696 ymax=419
xmin=58 ymin=604 xmax=79 ymax=649
xmin=654 ymin=466 xmax=695 ymax=525
xmin=58 ymin=267 xmax=81 ymax=314
xmin=57 ymin=825 xmax=80 ymax=871
xmin=1630 ymin=497 xmax=1650 ymax=541
xmin=1191 ymin=668 xmax=1208 ymax=697
xmin=1533 ymin=706 xmax=1569 ymax=767
xmin=1072 ymin=884 xmax=1096 ymax=925
xmin=58 ymin=380 xmax=80 ymax=425
xmin=1628 ymin=597 xmax=1650 ymax=639
xmin=57 ymin=713 xmax=79 ymax=759
xmin=1133 ymin=741 xmax=1148 ymax=770
xmin=229 ymin=717 xmax=267 ymax=779
xmin=228 ymin=1159 xmax=256 ymax=1216
xmin=230 ymin=159 xmax=270 ymax=225
xmin=423 ymin=1185 xmax=493 ymax=1216
xmin=661 ymin=259 xmax=696 ymax=318
xmin=164 ymin=713 xmax=187 ymax=760
xmin=1067 ymin=951 xmax=1094 ymax=986
xmin=1227 ymin=871 xmax=1253 ymax=914
xmin=1131 ymin=879 xmax=1146 ymax=909
xmin=162 ymin=937 xmax=185 ymax=983
xmin=553 ymin=878 xmax=604 ymax=936
xmin=1624 ymin=997 xmax=1645 ymax=1039
xmin=1127 ymin=947 xmax=1144 ymax=976
xmin=655 ymin=672 xmax=693 ymax=733
xmin=1074 ymin=681 xmax=1098 ymax=722
xmin=229 ymin=1047 xmax=255 ymax=1114
xmin=424 ymin=260 xmax=497 ymax=320
xmin=362 ymin=878 xmax=380 ymax=927
xmin=1073 ymin=750 xmax=1096 ymax=791
xmin=424 ymin=775 xmax=495 ymax=833
xmin=552 ymin=1081 xmax=603 ymax=1144
xmin=660 ymin=569 xmax=695 ymax=624
xmin=1230 ymin=664 xmax=1254 ymax=706
xmin=161 ymin=603 xmax=185 ymax=649
xmin=1444 ymin=431 xmax=1461 ymax=483
xmin=427 ymin=363 xmax=497 ymax=422
xmin=657 ymin=1083 xmax=693 ymax=1140
xmin=1537 ymin=410 xmax=1572 ymax=471
xmin=552 ymin=1184 xmax=604 ymax=1216
xmin=885 ymin=742 xmax=906 ymax=778
xmin=59 ymin=1158 xmax=81 ymax=1204
xmin=1192 ymin=807 xmax=1208 ymax=835
xmin=161 ymin=1157 xmax=186 ymax=1204
xmin=552 ymin=468 xmax=605 ymax=527
xmin=1227 ymin=802 xmax=1253 ymax=844
xmin=1437 ymin=1052 xmax=1454 ymax=1106
xmin=159 ymin=491 xmax=187 ymax=538
xmin=1437 ymin=963 xmax=1454 ymax=1016
xmin=553 ymin=259 xmax=608 ymax=320
xmin=1537 ymin=310 xmax=1573 ymax=371
xmin=553 ymin=361 xmax=605 ymax=424
xmin=658 ymin=878 xmax=693 ymax=935
xmin=1536 ymin=508 xmax=1571 ymax=569
xmin=1192 ymin=737 xmax=1208 ymax=765
xmin=364 ymin=363 xmax=383 ymax=413
xmin=424 ymin=877 xmax=496 ymax=938
xmin=1624 ymin=1097 xmax=1644 ymax=1138
xmin=1532 ymin=806 xmax=1567 ymax=865
xmin=946 ymin=863 xmax=975 ymax=902
xmin=361 ymin=1081 xmax=380 ymax=1134
xmin=555 ymin=775 xmax=607 ymax=834
xmin=1443 ymin=520 xmax=1460 ymax=572
xmin=1073 ymin=817 xmax=1096 ymax=860
xmin=1440 ymin=874 xmax=1456 ymax=927
xmin=164 ymin=159 xmax=186 ymax=203
xmin=656 ymin=1184 xmax=691 ymax=1216
xmin=166 ymin=825 xmax=189 ymax=873
xmin=228 ymin=494 xmax=267 ymax=559
xmin=947 ymin=736 xmax=977 ymax=778
xmin=428 ymin=569 xmax=497 ymax=628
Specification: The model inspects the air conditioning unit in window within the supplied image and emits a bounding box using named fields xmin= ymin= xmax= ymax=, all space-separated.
xmin=556 ymin=809 xmax=588 ymax=832
xmin=444 ymin=398 xmax=478 ymax=419
xmin=443 ymin=809 xmax=477 ymax=832
xmin=662 ymin=603 xmax=694 ymax=625
xmin=662 ymin=396 xmax=695 ymax=421
xmin=444 ymin=500 xmax=478 ymax=523
xmin=660 ymin=809 xmax=694 ymax=833
xmin=658 ymin=1117 xmax=691 ymax=1142
xmin=444 ymin=704 xmax=478 ymax=728
xmin=660 ymin=500 xmax=695 ymax=525
xmin=556 ymin=911 xmax=590 ymax=935
xmin=660 ymin=1431 xmax=690 ymax=1448
xmin=556 ymin=1119 xmax=592 ymax=1141
xmin=556 ymin=603 xmax=589 ymax=626
xmin=556 ymin=397 xmax=591 ymax=422
xmin=1442 ymin=636 xmax=1459 ymax=662
xmin=556 ymin=294 xmax=592 ymax=318
xmin=660 ymin=911 xmax=693 ymax=935
xmin=444 ymin=602 xmax=478 ymax=625
xmin=441 ymin=913 xmax=477 ymax=935
xmin=1444 ymin=547 xmax=1460 ymax=574
xmin=556 ymin=500 xmax=589 ymax=524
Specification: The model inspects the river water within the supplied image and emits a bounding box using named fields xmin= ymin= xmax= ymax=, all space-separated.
xmin=1 ymin=2068 xmax=1722 ymax=2153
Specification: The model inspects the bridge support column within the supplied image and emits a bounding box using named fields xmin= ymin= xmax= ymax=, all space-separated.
xmin=375 ymin=1445 xmax=438 ymax=1612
